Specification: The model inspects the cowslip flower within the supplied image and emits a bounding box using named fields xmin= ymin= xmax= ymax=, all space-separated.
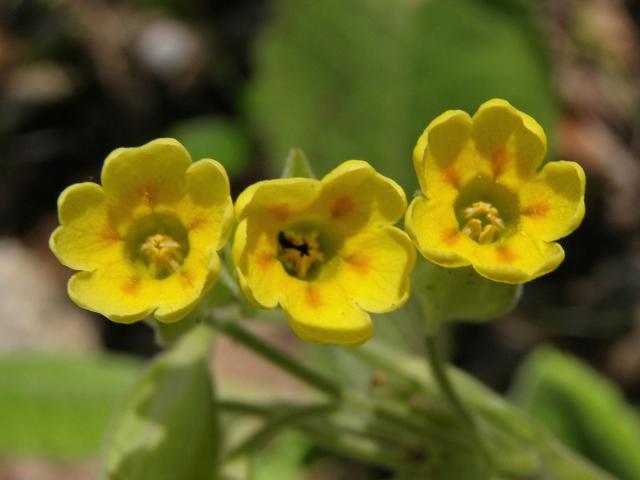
xmin=406 ymin=99 xmax=585 ymax=284
xmin=50 ymin=138 xmax=233 ymax=323
xmin=232 ymin=161 xmax=416 ymax=345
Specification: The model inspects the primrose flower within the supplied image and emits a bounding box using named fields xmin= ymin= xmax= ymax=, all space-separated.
xmin=233 ymin=161 xmax=416 ymax=346
xmin=406 ymin=99 xmax=585 ymax=284
xmin=50 ymin=138 xmax=233 ymax=323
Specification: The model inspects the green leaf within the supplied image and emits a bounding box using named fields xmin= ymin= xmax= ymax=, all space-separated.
xmin=102 ymin=324 xmax=219 ymax=480
xmin=412 ymin=258 xmax=521 ymax=331
xmin=250 ymin=0 xmax=557 ymax=190
xmin=254 ymin=431 xmax=310 ymax=480
xmin=167 ymin=116 xmax=250 ymax=177
xmin=0 ymin=352 xmax=141 ymax=459
xmin=281 ymin=148 xmax=316 ymax=178
xmin=511 ymin=346 xmax=640 ymax=480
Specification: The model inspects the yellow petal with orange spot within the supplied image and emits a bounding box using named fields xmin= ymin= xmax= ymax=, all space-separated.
xmin=414 ymin=110 xmax=491 ymax=203
xmin=49 ymin=182 xmax=123 ymax=271
xmin=101 ymin=139 xmax=192 ymax=219
xmin=232 ymin=219 xmax=288 ymax=309
xmin=519 ymin=160 xmax=586 ymax=242
xmin=180 ymin=159 xmax=235 ymax=252
xmin=472 ymin=99 xmax=547 ymax=188
xmin=470 ymin=231 xmax=565 ymax=284
xmin=317 ymin=160 xmax=407 ymax=232
xmin=234 ymin=177 xmax=320 ymax=224
xmin=336 ymin=226 xmax=415 ymax=313
xmin=68 ymin=245 xmax=213 ymax=324
xmin=281 ymin=280 xmax=372 ymax=346
xmin=405 ymin=196 xmax=474 ymax=268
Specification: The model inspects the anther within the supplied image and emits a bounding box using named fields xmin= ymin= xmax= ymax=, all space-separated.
xmin=140 ymin=233 xmax=183 ymax=277
xmin=462 ymin=201 xmax=505 ymax=244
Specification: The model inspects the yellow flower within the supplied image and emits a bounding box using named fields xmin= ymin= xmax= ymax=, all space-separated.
xmin=233 ymin=161 xmax=416 ymax=346
xmin=406 ymin=99 xmax=585 ymax=284
xmin=50 ymin=138 xmax=234 ymax=323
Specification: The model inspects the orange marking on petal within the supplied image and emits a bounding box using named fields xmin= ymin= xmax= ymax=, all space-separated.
xmin=140 ymin=184 xmax=157 ymax=207
xmin=497 ymin=246 xmax=516 ymax=264
xmin=492 ymin=148 xmax=509 ymax=179
xmin=181 ymin=271 xmax=194 ymax=288
xmin=269 ymin=204 xmax=290 ymax=222
xmin=305 ymin=286 xmax=323 ymax=309
xmin=441 ymin=228 xmax=459 ymax=246
xmin=122 ymin=277 xmax=140 ymax=295
xmin=256 ymin=251 xmax=275 ymax=272
xmin=522 ymin=201 xmax=550 ymax=218
xmin=331 ymin=195 xmax=356 ymax=219
xmin=442 ymin=166 xmax=459 ymax=188
xmin=189 ymin=212 xmax=208 ymax=230
xmin=99 ymin=226 xmax=120 ymax=244
xmin=345 ymin=255 xmax=370 ymax=275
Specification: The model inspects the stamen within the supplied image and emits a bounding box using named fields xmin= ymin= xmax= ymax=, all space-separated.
xmin=462 ymin=201 xmax=505 ymax=244
xmin=140 ymin=233 xmax=184 ymax=277
xmin=278 ymin=230 xmax=324 ymax=278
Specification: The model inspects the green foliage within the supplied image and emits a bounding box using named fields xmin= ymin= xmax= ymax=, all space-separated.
xmin=511 ymin=346 xmax=640 ymax=480
xmin=0 ymin=352 xmax=140 ymax=459
xmin=101 ymin=324 xmax=219 ymax=480
xmin=167 ymin=116 xmax=250 ymax=177
xmin=412 ymin=258 xmax=521 ymax=331
xmin=357 ymin=340 xmax=613 ymax=479
xmin=253 ymin=432 xmax=310 ymax=479
xmin=250 ymin=0 xmax=557 ymax=190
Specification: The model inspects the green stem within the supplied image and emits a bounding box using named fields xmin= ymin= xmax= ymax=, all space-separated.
xmin=225 ymin=402 xmax=336 ymax=460
xmin=299 ymin=423 xmax=421 ymax=473
xmin=211 ymin=318 xmax=342 ymax=399
xmin=218 ymin=398 xmax=418 ymax=472
xmin=425 ymin=335 xmax=477 ymax=430
xmin=425 ymin=334 xmax=492 ymax=475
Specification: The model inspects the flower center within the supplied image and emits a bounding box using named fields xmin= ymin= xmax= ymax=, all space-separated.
xmin=140 ymin=233 xmax=185 ymax=277
xmin=461 ymin=201 xmax=505 ymax=244
xmin=125 ymin=213 xmax=190 ymax=279
xmin=278 ymin=229 xmax=324 ymax=278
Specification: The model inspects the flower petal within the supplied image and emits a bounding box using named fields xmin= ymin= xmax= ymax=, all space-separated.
xmin=232 ymin=219 xmax=288 ymax=308
xmin=336 ymin=226 xmax=415 ymax=313
xmin=154 ymin=250 xmax=219 ymax=323
xmin=316 ymin=160 xmax=407 ymax=233
xmin=67 ymin=257 xmax=152 ymax=324
xmin=182 ymin=159 xmax=234 ymax=251
xmin=405 ymin=196 xmax=473 ymax=268
xmin=470 ymin=232 xmax=565 ymax=284
xmin=235 ymin=178 xmax=320 ymax=224
xmin=472 ymin=98 xmax=547 ymax=187
xmin=68 ymin=245 xmax=212 ymax=324
xmin=519 ymin=160 xmax=586 ymax=242
xmin=413 ymin=110 xmax=479 ymax=201
xmin=281 ymin=280 xmax=372 ymax=346
xmin=50 ymin=182 xmax=123 ymax=271
xmin=101 ymin=138 xmax=192 ymax=219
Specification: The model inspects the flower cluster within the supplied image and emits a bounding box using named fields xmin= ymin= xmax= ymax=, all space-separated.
xmin=51 ymin=99 xmax=585 ymax=344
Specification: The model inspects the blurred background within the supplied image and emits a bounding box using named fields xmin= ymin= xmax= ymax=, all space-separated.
xmin=1 ymin=0 xmax=640 ymax=479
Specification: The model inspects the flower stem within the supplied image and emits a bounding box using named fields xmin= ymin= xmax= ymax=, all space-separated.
xmin=210 ymin=317 xmax=342 ymax=399
xmin=424 ymin=335 xmax=477 ymax=430
xmin=218 ymin=398 xmax=421 ymax=473
xmin=425 ymin=334 xmax=492 ymax=474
